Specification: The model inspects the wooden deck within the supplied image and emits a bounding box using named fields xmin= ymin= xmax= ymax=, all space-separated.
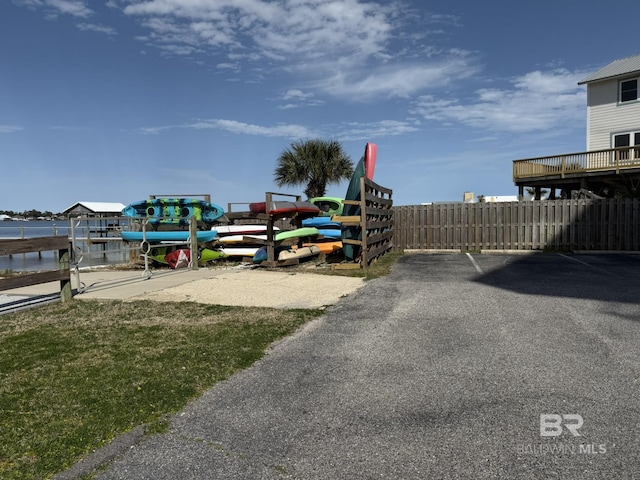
xmin=513 ymin=147 xmax=640 ymax=195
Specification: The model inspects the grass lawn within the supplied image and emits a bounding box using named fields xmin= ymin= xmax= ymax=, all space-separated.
xmin=0 ymin=300 xmax=323 ymax=480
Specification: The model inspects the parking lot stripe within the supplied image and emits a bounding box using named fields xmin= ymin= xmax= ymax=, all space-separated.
xmin=556 ymin=253 xmax=621 ymax=277
xmin=465 ymin=252 xmax=484 ymax=274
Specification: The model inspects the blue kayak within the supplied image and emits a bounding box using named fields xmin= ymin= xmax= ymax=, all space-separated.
xmin=302 ymin=217 xmax=342 ymax=228
xmin=317 ymin=228 xmax=342 ymax=239
xmin=121 ymin=230 xmax=218 ymax=243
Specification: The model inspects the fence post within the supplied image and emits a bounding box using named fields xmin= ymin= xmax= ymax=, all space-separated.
xmin=59 ymin=244 xmax=72 ymax=301
xmin=189 ymin=216 xmax=199 ymax=270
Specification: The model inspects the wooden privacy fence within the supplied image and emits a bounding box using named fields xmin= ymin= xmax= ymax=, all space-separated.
xmin=0 ymin=236 xmax=72 ymax=301
xmin=394 ymin=199 xmax=640 ymax=251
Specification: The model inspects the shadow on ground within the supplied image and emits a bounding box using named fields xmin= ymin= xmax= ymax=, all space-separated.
xmin=470 ymin=253 xmax=640 ymax=306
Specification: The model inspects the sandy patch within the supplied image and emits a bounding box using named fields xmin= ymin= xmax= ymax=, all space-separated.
xmin=129 ymin=269 xmax=365 ymax=309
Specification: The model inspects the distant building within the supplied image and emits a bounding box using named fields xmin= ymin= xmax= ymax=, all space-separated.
xmin=62 ymin=201 xmax=126 ymax=217
xmin=478 ymin=195 xmax=521 ymax=203
xmin=463 ymin=192 xmax=526 ymax=203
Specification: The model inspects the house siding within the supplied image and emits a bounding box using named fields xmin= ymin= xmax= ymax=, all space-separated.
xmin=587 ymin=78 xmax=640 ymax=152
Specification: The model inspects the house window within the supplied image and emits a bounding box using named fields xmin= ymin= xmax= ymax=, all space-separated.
xmin=613 ymin=131 xmax=640 ymax=163
xmin=620 ymin=78 xmax=638 ymax=103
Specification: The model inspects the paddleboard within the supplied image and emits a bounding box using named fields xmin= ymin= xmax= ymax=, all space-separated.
xmin=122 ymin=198 xmax=224 ymax=225
xmin=308 ymin=197 xmax=344 ymax=217
xmin=121 ymin=230 xmax=218 ymax=243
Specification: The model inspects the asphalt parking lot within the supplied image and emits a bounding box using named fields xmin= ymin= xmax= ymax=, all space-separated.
xmin=89 ymin=252 xmax=640 ymax=480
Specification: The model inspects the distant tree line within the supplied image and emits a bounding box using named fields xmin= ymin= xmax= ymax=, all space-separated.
xmin=0 ymin=209 xmax=58 ymax=218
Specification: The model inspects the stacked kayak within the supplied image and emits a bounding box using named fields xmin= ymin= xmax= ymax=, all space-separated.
xmin=122 ymin=197 xmax=224 ymax=226
xmin=120 ymin=197 xmax=227 ymax=267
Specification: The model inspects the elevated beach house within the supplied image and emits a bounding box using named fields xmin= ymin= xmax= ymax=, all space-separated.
xmin=513 ymin=53 xmax=640 ymax=199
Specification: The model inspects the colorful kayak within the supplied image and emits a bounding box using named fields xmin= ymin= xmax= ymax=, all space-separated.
xmin=219 ymin=246 xmax=260 ymax=257
xmin=317 ymin=228 xmax=342 ymax=239
xmin=122 ymin=198 xmax=224 ymax=225
xmin=303 ymin=241 xmax=343 ymax=254
xmin=342 ymin=157 xmax=366 ymax=261
xmin=302 ymin=217 xmax=341 ymax=228
xmin=275 ymin=227 xmax=319 ymax=242
xmin=217 ymin=234 xmax=267 ymax=244
xmin=165 ymin=249 xmax=191 ymax=269
xmin=341 ymin=142 xmax=377 ymax=261
xmin=216 ymin=227 xmax=319 ymax=244
xmin=121 ymin=230 xmax=218 ymax=243
xmin=278 ymin=245 xmax=321 ymax=261
xmin=364 ymin=142 xmax=377 ymax=180
xmin=252 ymin=245 xmax=290 ymax=263
xmin=308 ymin=197 xmax=344 ymax=217
xmin=249 ymin=200 xmax=320 ymax=218
xmin=148 ymin=245 xmax=226 ymax=265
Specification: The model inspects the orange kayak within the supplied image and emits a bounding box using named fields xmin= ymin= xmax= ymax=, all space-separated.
xmin=303 ymin=241 xmax=342 ymax=254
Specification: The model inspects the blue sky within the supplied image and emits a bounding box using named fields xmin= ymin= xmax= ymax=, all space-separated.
xmin=1 ymin=0 xmax=638 ymax=213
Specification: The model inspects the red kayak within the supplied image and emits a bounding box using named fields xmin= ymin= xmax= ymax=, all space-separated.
xmin=165 ymin=249 xmax=191 ymax=269
xmin=365 ymin=142 xmax=377 ymax=180
xmin=249 ymin=200 xmax=320 ymax=218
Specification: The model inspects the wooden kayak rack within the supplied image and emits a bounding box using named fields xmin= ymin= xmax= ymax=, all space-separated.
xmin=224 ymin=178 xmax=393 ymax=269
xmin=331 ymin=176 xmax=394 ymax=270
xmin=226 ymin=192 xmax=307 ymax=267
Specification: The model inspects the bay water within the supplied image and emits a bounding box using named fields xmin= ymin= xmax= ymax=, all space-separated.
xmin=0 ymin=220 xmax=135 ymax=272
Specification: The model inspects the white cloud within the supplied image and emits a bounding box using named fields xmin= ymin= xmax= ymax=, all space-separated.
xmin=412 ymin=69 xmax=587 ymax=133
xmin=315 ymin=52 xmax=479 ymax=99
xmin=137 ymin=117 xmax=420 ymax=141
xmin=15 ymin=0 xmax=481 ymax=101
xmin=15 ymin=0 xmax=94 ymax=17
xmin=77 ymin=23 xmax=117 ymax=35
xmin=49 ymin=0 xmax=92 ymax=17
xmin=139 ymin=118 xmax=317 ymax=139
xmin=118 ymin=0 xmax=472 ymax=99
xmin=0 ymin=125 xmax=24 ymax=133
xmin=336 ymin=120 xmax=421 ymax=141
xmin=192 ymin=119 xmax=316 ymax=138
xmin=276 ymin=89 xmax=324 ymax=109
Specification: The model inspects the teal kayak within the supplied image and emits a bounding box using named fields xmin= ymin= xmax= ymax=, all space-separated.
xmin=122 ymin=198 xmax=224 ymax=225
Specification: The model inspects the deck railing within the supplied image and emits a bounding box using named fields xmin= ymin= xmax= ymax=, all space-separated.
xmin=513 ymin=147 xmax=640 ymax=181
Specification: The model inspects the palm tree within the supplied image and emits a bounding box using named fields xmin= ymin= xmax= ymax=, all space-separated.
xmin=274 ymin=139 xmax=354 ymax=199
